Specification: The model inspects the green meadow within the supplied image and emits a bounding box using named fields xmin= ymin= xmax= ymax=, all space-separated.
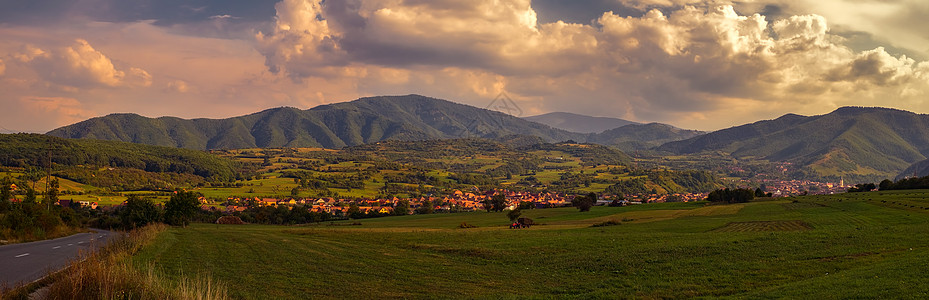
xmin=133 ymin=190 xmax=929 ymax=299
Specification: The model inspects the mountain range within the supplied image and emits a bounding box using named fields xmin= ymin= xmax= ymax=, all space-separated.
xmin=659 ymin=106 xmax=929 ymax=179
xmin=48 ymin=95 xmax=585 ymax=150
xmin=47 ymin=94 xmax=698 ymax=151
xmin=47 ymin=95 xmax=929 ymax=181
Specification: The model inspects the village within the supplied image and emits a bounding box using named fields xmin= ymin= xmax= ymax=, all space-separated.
xmin=752 ymin=179 xmax=850 ymax=197
xmin=208 ymin=189 xmax=713 ymax=217
xmin=27 ymin=179 xmax=849 ymax=216
xmin=204 ymin=178 xmax=853 ymax=217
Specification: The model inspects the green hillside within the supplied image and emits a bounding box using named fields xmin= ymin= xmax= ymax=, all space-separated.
xmin=197 ymin=138 xmax=713 ymax=201
xmin=47 ymin=95 xmax=585 ymax=150
xmin=0 ymin=133 xmax=238 ymax=181
xmin=659 ymin=107 xmax=929 ymax=180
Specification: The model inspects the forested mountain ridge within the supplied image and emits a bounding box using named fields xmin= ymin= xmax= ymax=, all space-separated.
xmin=48 ymin=95 xmax=586 ymax=150
xmin=0 ymin=133 xmax=237 ymax=180
xmin=658 ymin=107 xmax=929 ymax=179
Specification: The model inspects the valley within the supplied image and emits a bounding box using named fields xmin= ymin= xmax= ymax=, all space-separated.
xmin=5 ymin=97 xmax=929 ymax=299
xmin=5 ymin=1 xmax=929 ymax=298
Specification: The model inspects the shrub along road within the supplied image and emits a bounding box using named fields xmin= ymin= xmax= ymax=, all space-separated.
xmin=0 ymin=229 xmax=115 ymax=286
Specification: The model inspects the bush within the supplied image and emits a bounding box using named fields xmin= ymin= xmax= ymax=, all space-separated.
xmin=591 ymin=220 xmax=622 ymax=227
xmin=120 ymin=195 xmax=162 ymax=229
xmin=458 ymin=222 xmax=477 ymax=229
xmin=215 ymin=216 xmax=245 ymax=224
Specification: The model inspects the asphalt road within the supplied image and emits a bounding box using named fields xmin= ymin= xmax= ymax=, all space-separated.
xmin=0 ymin=229 xmax=116 ymax=287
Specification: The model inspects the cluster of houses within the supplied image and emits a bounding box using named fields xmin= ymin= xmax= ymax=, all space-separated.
xmin=56 ymin=199 xmax=99 ymax=210
xmin=213 ymin=189 xmax=575 ymax=215
xmin=756 ymin=179 xmax=848 ymax=196
xmin=6 ymin=184 xmax=101 ymax=209
xmin=209 ymin=189 xmax=713 ymax=216
xmin=623 ymin=193 xmax=710 ymax=203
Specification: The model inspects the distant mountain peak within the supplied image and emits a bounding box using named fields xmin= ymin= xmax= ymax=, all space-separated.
xmin=523 ymin=112 xmax=639 ymax=134
xmin=831 ymin=106 xmax=912 ymax=115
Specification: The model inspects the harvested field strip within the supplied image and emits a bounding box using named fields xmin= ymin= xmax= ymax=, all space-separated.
xmin=713 ymin=220 xmax=813 ymax=232
xmin=781 ymin=202 xmax=825 ymax=210
xmin=581 ymin=204 xmax=746 ymax=226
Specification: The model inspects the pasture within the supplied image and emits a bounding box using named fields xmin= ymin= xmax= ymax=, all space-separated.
xmin=133 ymin=191 xmax=929 ymax=299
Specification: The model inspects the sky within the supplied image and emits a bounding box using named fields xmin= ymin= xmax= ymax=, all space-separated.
xmin=2 ymin=0 xmax=929 ymax=133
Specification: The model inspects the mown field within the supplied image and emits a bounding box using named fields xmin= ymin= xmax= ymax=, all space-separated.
xmin=132 ymin=190 xmax=929 ymax=299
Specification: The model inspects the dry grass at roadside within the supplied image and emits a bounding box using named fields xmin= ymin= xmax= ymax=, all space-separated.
xmin=2 ymin=224 xmax=227 ymax=300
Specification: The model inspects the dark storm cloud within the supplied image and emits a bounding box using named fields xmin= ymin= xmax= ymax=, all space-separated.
xmin=0 ymin=0 xmax=278 ymax=26
xmin=530 ymin=0 xmax=643 ymax=23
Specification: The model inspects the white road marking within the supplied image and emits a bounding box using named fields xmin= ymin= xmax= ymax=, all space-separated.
xmin=77 ymin=241 xmax=84 ymax=244
xmin=67 ymin=244 xmax=73 ymax=246
xmin=15 ymin=253 xmax=29 ymax=258
xmin=52 ymin=246 xmax=61 ymax=249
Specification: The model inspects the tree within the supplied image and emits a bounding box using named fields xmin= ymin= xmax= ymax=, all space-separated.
xmin=754 ymin=188 xmax=766 ymax=198
xmin=489 ymin=194 xmax=507 ymax=212
xmin=706 ymin=188 xmax=754 ymax=203
xmin=482 ymin=197 xmax=493 ymax=212
xmin=164 ymin=191 xmax=200 ymax=226
xmin=120 ymin=195 xmax=161 ymax=229
xmin=392 ymin=199 xmax=410 ymax=216
xmin=24 ymin=187 xmax=36 ymax=204
xmin=45 ymin=178 xmax=60 ymax=208
xmin=415 ymin=199 xmax=434 ymax=214
xmin=507 ymin=208 xmax=522 ymax=222
xmin=22 ymin=167 xmax=43 ymax=190
xmin=848 ymin=183 xmax=876 ymax=193
xmin=347 ymin=203 xmax=362 ymax=219
xmin=0 ymin=178 xmax=11 ymax=213
xmin=879 ymin=179 xmax=893 ymax=191
xmin=572 ymin=192 xmax=597 ymax=212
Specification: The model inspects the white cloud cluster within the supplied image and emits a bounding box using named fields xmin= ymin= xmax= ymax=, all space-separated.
xmin=253 ymin=0 xmax=929 ymax=128
xmin=22 ymin=39 xmax=152 ymax=89
xmin=751 ymin=0 xmax=929 ymax=58
xmin=255 ymin=0 xmax=342 ymax=76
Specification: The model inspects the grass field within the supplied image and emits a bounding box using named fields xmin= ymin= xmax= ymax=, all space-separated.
xmin=132 ymin=190 xmax=929 ymax=299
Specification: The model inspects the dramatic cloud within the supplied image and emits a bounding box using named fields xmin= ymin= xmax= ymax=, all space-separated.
xmin=253 ymin=0 xmax=929 ymax=129
xmin=2 ymin=0 xmax=929 ymax=132
xmin=749 ymin=0 xmax=929 ymax=59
